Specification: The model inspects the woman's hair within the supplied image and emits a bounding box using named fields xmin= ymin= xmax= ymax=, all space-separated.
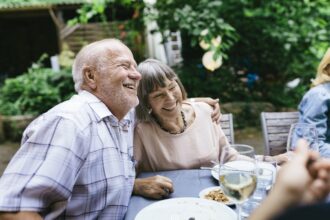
xmin=312 ymin=48 xmax=330 ymax=87
xmin=136 ymin=59 xmax=187 ymax=122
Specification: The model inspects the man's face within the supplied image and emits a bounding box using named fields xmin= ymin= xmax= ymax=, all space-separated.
xmin=96 ymin=44 xmax=141 ymax=119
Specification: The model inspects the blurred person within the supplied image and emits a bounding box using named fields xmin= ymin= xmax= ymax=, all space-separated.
xmin=249 ymin=140 xmax=330 ymax=220
xmin=298 ymin=48 xmax=330 ymax=158
xmin=132 ymin=59 xmax=237 ymax=199
xmin=272 ymin=48 xmax=330 ymax=165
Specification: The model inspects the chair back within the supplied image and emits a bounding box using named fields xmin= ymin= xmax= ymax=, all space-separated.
xmin=220 ymin=113 xmax=235 ymax=144
xmin=261 ymin=111 xmax=299 ymax=156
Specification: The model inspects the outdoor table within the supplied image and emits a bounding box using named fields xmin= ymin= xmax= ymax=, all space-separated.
xmin=124 ymin=169 xmax=220 ymax=220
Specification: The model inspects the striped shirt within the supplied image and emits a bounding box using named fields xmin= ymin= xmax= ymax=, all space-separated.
xmin=0 ymin=91 xmax=136 ymax=220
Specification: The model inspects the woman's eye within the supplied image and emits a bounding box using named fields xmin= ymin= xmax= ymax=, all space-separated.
xmin=154 ymin=94 xmax=164 ymax=98
xmin=169 ymin=86 xmax=176 ymax=90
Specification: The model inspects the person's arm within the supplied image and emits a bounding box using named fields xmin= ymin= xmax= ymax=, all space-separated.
xmin=186 ymin=97 xmax=221 ymax=123
xmin=0 ymin=117 xmax=86 ymax=218
xmin=299 ymin=88 xmax=330 ymax=157
xmin=249 ymin=140 xmax=330 ymax=220
xmin=133 ymin=175 xmax=174 ymax=199
xmin=0 ymin=212 xmax=42 ymax=220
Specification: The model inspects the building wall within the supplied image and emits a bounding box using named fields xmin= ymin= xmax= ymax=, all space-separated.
xmin=0 ymin=10 xmax=59 ymax=80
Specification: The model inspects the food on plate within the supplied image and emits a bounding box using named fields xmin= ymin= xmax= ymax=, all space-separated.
xmin=203 ymin=188 xmax=229 ymax=203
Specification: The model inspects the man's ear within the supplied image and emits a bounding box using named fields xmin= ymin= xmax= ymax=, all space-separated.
xmin=83 ymin=66 xmax=97 ymax=90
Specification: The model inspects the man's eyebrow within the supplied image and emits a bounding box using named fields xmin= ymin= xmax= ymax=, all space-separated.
xmin=115 ymin=58 xmax=136 ymax=66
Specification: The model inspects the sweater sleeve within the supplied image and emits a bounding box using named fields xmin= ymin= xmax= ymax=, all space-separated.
xmin=133 ymin=125 xmax=153 ymax=172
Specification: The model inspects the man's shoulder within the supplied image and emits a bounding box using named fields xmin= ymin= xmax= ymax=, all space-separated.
xmin=45 ymin=96 xmax=96 ymax=128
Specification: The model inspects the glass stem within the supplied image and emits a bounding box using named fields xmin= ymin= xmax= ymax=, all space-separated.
xmin=237 ymin=203 xmax=242 ymax=220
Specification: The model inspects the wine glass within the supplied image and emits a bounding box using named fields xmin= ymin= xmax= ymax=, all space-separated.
xmin=219 ymin=144 xmax=258 ymax=220
xmin=286 ymin=123 xmax=318 ymax=157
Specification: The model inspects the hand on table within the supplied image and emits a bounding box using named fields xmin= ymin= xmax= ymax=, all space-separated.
xmin=133 ymin=175 xmax=174 ymax=199
xmin=249 ymin=140 xmax=330 ymax=220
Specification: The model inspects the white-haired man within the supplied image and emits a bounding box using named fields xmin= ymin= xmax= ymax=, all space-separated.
xmin=0 ymin=39 xmax=141 ymax=219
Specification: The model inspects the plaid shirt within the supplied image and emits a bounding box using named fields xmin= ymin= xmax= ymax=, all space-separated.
xmin=0 ymin=91 xmax=136 ymax=220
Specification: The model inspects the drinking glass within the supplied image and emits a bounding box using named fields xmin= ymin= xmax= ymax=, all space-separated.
xmin=287 ymin=123 xmax=318 ymax=156
xmin=219 ymin=144 xmax=258 ymax=220
xmin=242 ymin=157 xmax=276 ymax=217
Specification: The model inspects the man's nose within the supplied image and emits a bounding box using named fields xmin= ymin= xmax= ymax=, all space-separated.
xmin=130 ymin=67 xmax=142 ymax=80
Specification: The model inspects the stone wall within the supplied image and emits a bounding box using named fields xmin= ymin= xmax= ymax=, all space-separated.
xmin=221 ymin=102 xmax=276 ymax=128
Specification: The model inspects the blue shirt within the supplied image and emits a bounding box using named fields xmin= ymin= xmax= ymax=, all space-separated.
xmin=298 ymin=82 xmax=330 ymax=157
xmin=0 ymin=91 xmax=136 ymax=219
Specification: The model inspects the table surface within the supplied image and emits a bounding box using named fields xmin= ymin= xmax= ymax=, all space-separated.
xmin=124 ymin=169 xmax=221 ymax=220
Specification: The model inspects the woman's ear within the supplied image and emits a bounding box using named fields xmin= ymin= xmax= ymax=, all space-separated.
xmin=83 ymin=66 xmax=97 ymax=90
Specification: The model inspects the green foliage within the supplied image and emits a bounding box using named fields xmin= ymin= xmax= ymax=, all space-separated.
xmin=174 ymin=60 xmax=262 ymax=102
xmin=67 ymin=0 xmax=146 ymax=62
xmin=148 ymin=0 xmax=238 ymax=60
xmin=152 ymin=0 xmax=330 ymax=108
xmin=68 ymin=0 xmax=144 ymax=25
xmin=0 ymin=63 xmax=75 ymax=116
xmin=68 ymin=0 xmax=109 ymax=25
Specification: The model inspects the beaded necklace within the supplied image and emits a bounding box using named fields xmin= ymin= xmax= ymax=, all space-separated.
xmin=157 ymin=111 xmax=187 ymax=134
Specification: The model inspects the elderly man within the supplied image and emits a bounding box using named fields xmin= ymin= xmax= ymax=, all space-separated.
xmin=0 ymin=39 xmax=141 ymax=219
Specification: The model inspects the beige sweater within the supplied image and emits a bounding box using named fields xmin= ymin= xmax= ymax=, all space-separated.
xmin=134 ymin=102 xmax=231 ymax=172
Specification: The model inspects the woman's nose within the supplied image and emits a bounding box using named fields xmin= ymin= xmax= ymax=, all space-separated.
xmin=166 ymin=91 xmax=175 ymax=100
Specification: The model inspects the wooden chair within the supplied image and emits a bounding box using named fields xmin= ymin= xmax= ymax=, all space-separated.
xmin=220 ymin=113 xmax=235 ymax=144
xmin=261 ymin=111 xmax=299 ymax=156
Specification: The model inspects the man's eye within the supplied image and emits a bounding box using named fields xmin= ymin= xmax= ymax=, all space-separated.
xmin=121 ymin=64 xmax=129 ymax=69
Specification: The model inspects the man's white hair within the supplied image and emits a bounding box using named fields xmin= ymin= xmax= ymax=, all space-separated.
xmin=72 ymin=38 xmax=125 ymax=92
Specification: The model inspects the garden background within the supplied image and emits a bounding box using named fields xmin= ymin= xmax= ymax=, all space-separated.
xmin=0 ymin=0 xmax=330 ymax=174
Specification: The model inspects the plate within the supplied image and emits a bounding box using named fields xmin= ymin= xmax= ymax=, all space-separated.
xmin=135 ymin=197 xmax=237 ymax=220
xmin=199 ymin=186 xmax=235 ymax=206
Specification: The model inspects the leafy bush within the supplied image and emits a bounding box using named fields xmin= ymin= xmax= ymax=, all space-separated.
xmin=0 ymin=66 xmax=74 ymax=116
xmin=151 ymin=0 xmax=330 ymax=108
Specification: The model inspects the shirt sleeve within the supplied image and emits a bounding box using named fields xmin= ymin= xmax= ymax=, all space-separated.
xmin=298 ymin=88 xmax=330 ymax=157
xmin=0 ymin=115 xmax=88 ymax=212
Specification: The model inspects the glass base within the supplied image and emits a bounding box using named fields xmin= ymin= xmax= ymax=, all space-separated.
xmin=241 ymin=200 xmax=260 ymax=218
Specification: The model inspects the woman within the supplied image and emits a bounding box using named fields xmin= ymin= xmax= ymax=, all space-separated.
xmin=132 ymin=59 xmax=237 ymax=199
xmin=298 ymin=48 xmax=330 ymax=158
xmin=134 ymin=59 xmax=235 ymax=171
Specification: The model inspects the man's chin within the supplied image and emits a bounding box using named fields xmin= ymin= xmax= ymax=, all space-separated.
xmin=129 ymin=97 xmax=139 ymax=108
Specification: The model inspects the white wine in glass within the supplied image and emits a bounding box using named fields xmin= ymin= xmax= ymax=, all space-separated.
xmin=219 ymin=144 xmax=258 ymax=220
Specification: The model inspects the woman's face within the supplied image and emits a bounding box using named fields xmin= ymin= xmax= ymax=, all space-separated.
xmin=148 ymin=78 xmax=183 ymax=119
